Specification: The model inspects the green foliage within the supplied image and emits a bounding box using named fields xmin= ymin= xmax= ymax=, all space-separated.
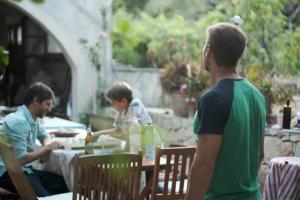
xmin=31 ymin=0 xmax=45 ymax=3
xmin=0 ymin=46 xmax=9 ymax=66
xmin=112 ymin=9 xmax=226 ymax=68
xmin=111 ymin=10 xmax=151 ymax=67
xmin=111 ymin=0 xmax=300 ymax=102
xmin=79 ymin=7 xmax=109 ymax=71
xmin=113 ymin=0 xmax=149 ymax=14
xmin=79 ymin=38 xmax=102 ymax=70
xmin=78 ymin=112 xmax=88 ymax=125
xmin=232 ymin=0 xmax=300 ymax=76
xmin=274 ymin=27 xmax=300 ymax=74
xmin=160 ymin=60 xmax=209 ymax=97
xmin=10 ymin=0 xmax=45 ymax=3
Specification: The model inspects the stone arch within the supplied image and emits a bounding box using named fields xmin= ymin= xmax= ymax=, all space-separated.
xmin=3 ymin=0 xmax=97 ymax=120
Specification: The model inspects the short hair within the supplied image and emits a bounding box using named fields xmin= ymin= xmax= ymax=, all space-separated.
xmin=207 ymin=22 xmax=246 ymax=68
xmin=106 ymin=82 xmax=133 ymax=103
xmin=24 ymin=82 xmax=55 ymax=106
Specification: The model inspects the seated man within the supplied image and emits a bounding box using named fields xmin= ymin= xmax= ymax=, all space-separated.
xmin=0 ymin=82 xmax=69 ymax=197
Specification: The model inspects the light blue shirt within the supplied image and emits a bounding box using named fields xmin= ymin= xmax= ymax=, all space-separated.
xmin=114 ymin=98 xmax=152 ymax=128
xmin=0 ymin=105 xmax=47 ymax=176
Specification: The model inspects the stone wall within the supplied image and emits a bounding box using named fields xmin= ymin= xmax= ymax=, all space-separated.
xmin=259 ymin=128 xmax=300 ymax=189
xmin=150 ymin=111 xmax=300 ymax=189
xmin=149 ymin=111 xmax=196 ymax=147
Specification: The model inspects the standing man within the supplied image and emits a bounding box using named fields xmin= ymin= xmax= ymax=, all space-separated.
xmin=0 ymin=82 xmax=69 ymax=197
xmin=185 ymin=23 xmax=266 ymax=200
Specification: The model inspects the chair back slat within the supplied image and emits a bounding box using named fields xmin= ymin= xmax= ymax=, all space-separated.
xmin=179 ymin=154 xmax=188 ymax=194
xmin=171 ymin=154 xmax=179 ymax=195
xmin=151 ymin=146 xmax=196 ymax=200
xmin=163 ymin=154 xmax=172 ymax=195
xmin=73 ymin=152 xmax=142 ymax=200
xmin=0 ymin=140 xmax=38 ymax=200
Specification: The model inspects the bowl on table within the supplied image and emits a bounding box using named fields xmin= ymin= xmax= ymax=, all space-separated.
xmin=0 ymin=106 xmax=17 ymax=115
xmin=49 ymin=131 xmax=79 ymax=138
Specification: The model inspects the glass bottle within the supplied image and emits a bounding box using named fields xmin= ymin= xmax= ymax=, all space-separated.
xmin=128 ymin=117 xmax=141 ymax=154
xmin=85 ymin=125 xmax=94 ymax=154
xmin=141 ymin=123 xmax=155 ymax=160
xmin=282 ymin=100 xmax=291 ymax=129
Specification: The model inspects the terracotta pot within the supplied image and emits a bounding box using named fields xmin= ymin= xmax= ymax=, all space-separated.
xmin=170 ymin=92 xmax=189 ymax=117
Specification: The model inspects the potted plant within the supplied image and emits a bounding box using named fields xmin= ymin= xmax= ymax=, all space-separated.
xmin=160 ymin=60 xmax=209 ymax=117
xmin=247 ymin=65 xmax=298 ymax=125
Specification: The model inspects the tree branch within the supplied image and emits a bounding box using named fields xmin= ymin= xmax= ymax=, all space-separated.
xmin=288 ymin=3 xmax=300 ymax=24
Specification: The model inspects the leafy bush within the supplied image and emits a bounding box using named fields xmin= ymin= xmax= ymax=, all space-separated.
xmin=160 ymin=61 xmax=209 ymax=97
xmin=111 ymin=10 xmax=151 ymax=67
xmin=111 ymin=0 xmax=300 ymax=102
xmin=112 ymin=8 xmax=225 ymax=68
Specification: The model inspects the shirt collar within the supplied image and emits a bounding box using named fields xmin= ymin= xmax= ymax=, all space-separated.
xmin=20 ymin=105 xmax=35 ymax=126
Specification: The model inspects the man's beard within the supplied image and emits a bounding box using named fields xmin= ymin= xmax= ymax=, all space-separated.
xmin=204 ymin=59 xmax=210 ymax=71
xmin=36 ymin=110 xmax=45 ymax=118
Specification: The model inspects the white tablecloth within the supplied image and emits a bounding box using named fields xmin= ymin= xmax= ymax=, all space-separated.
xmin=38 ymin=137 xmax=126 ymax=191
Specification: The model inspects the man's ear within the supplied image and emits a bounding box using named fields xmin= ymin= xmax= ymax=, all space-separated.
xmin=33 ymin=97 xmax=40 ymax=105
xmin=204 ymin=44 xmax=211 ymax=57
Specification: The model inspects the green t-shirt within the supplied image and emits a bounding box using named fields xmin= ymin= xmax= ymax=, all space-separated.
xmin=193 ymin=78 xmax=266 ymax=200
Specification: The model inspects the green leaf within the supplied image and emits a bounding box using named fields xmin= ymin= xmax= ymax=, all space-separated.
xmin=2 ymin=55 xmax=9 ymax=66
xmin=31 ymin=0 xmax=45 ymax=3
xmin=10 ymin=0 xmax=45 ymax=3
xmin=118 ymin=19 xmax=131 ymax=34
xmin=0 ymin=46 xmax=9 ymax=66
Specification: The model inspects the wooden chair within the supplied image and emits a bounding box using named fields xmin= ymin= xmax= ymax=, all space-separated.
xmin=151 ymin=147 xmax=196 ymax=200
xmin=73 ymin=152 xmax=143 ymax=200
xmin=0 ymin=140 xmax=72 ymax=200
xmin=0 ymin=140 xmax=38 ymax=200
xmin=0 ymin=187 xmax=19 ymax=200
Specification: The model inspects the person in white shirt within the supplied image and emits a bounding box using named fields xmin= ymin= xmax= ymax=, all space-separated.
xmin=93 ymin=81 xmax=152 ymax=140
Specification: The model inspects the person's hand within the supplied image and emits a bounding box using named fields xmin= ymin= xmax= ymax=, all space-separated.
xmin=45 ymin=141 xmax=62 ymax=150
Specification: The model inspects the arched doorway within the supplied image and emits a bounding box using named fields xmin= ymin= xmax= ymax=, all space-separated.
xmin=0 ymin=0 xmax=100 ymax=120
xmin=0 ymin=1 xmax=71 ymax=118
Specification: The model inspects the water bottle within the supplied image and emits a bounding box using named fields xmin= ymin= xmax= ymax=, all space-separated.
xmin=85 ymin=125 xmax=94 ymax=154
xmin=129 ymin=118 xmax=141 ymax=154
xmin=141 ymin=123 xmax=155 ymax=161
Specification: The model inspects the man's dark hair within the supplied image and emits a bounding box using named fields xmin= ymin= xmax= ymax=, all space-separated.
xmin=207 ymin=23 xmax=246 ymax=68
xmin=106 ymin=82 xmax=133 ymax=103
xmin=24 ymin=82 xmax=55 ymax=106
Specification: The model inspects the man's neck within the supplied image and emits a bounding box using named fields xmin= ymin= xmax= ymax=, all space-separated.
xmin=211 ymin=67 xmax=240 ymax=85
xmin=27 ymin=105 xmax=37 ymax=121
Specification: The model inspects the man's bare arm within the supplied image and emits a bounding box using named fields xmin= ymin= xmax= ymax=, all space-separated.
xmin=260 ymin=136 xmax=264 ymax=163
xmin=93 ymin=127 xmax=125 ymax=140
xmin=185 ymin=134 xmax=222 ymax=200
xmin=18 ymin=141 xmax=61 ymax=165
